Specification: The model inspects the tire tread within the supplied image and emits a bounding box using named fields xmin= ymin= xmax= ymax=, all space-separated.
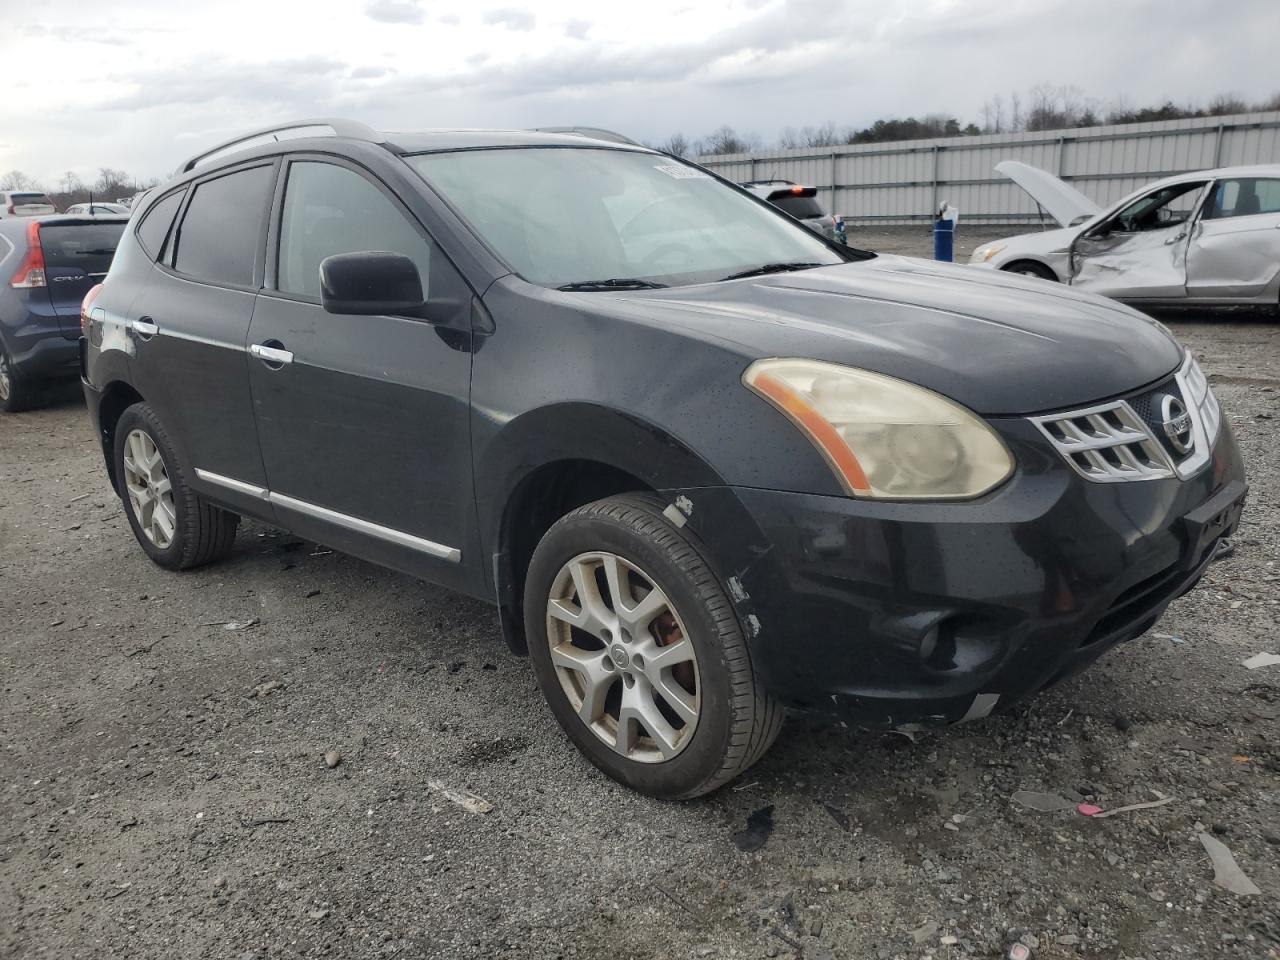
xmin=557 ymin=493 xmax=782 ymax=798
xmin=117 ymin=402 xmax=238 ymax=570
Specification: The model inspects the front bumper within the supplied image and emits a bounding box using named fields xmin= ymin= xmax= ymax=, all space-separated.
xmin=669 ymin=418 xmax=1245 ymax=728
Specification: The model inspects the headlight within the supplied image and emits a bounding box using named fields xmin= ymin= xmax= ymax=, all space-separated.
xmin=1182 ymin=354 xmax=1221 ymax=441
xmin=969 ymin=243 xmax=1005 ymax=264
xmin=743 ymin=358 xmax=1014 ymax=499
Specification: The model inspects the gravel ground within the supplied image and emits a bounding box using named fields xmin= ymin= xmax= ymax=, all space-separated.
xmin=2 ymin=231 xmax=1279 ymax=960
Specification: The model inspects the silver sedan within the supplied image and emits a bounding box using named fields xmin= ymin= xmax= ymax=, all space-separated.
xmin=970 ymin=161 xmax=1280 ymax=307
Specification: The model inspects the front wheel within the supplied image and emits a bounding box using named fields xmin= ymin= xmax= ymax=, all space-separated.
xmin=524 ymin=494 xmax=782 ymax=798
xmin=1002 ymin=260 xmax=1058 ymax=282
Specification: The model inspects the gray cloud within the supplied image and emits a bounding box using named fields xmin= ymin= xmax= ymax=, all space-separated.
xmin=365 ymin=0 xmax=424 ymax=25
xmin=482 ymin=8 xmax=536 ymax=31
xmin=5 ymin=0 xmax=1280 ymax=186
xmin=102 ymin=56 xmax=348 ymax=111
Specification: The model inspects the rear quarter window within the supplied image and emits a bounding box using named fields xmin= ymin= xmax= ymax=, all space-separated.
xmin=135 ymin=189 xmax=186 ymax=258
xmin=170 ymin=164 xmax=274 ymax=287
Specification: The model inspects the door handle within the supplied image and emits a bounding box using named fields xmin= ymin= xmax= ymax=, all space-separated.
xmin=130 ymin=317 xmax=158 ymax=338
xmin=1164 ymin=231 xmax=1187 ymax=246
xmin=249 ymin=343 xmax=294 ymax=366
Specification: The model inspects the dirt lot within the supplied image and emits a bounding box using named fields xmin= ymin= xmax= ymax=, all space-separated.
xmin=3 ymin=231 xmax=1279 ymax=960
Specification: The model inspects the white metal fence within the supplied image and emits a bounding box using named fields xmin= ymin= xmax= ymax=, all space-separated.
xmin=696 ymin=111 xmax=1280 ymax=225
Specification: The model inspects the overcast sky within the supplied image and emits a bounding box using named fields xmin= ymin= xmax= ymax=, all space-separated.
xmin=1 ymin=0 xmax=1277 ymax=186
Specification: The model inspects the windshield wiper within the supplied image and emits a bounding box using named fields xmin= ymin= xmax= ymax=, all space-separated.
xmin=556 ymin=278 xmax=668 ymax=291
xmin=719 ymin=261 xmax=825 ymax=282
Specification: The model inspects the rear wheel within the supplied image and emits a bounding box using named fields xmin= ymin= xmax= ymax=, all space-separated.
xmin=1002 ymin=260 xmax=1057 ymax=282
xmin=524 ymin=493 xmax=782 ymax=798
xmin=113 ymin=402 xmax=239 ymax=570
xmin=0 ymin=344 xmax=38 ymax=413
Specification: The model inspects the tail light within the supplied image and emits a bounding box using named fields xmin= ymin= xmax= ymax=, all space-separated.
xmin=5 ymin=203 xmax=14 ymax=215
xmin=10 ymin=221 xmax=47 ymax=288
xmin=81 ymin=283 xmax=104 ymax=337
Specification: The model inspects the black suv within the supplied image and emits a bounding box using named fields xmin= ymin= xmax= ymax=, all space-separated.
xmin=82 ymin=120 xmax=1246 ymax=798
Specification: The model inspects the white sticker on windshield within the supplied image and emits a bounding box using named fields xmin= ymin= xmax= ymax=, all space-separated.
xmin=654 ymin=164 xmax=711 ymax=180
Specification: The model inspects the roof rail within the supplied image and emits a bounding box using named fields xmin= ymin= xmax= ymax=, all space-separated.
xmin=180 ymin=118 xmax=385 ymax=173
xmin=529 ymin=126 xmax=644 ymax=147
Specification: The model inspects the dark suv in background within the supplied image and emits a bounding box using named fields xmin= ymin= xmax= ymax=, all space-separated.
xmin=741 ymin=179 xmax=845 ymax=243
xmin=1 ymin=215 xmax=126 ymax=411
xmin=82 ymin=120 xmax=1244 ymax=798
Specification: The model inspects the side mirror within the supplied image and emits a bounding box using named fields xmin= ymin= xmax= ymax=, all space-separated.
xmin=319 ymin=251 xmax=425 ymax=316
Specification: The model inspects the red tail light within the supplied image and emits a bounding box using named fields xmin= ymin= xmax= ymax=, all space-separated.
xmin=10 ymin=221 xmax=47 ymax=288
xmin=5 ymin=203 xmax=14 ymax=215
xmin=81 ymin=283 xmax=104 ymax=337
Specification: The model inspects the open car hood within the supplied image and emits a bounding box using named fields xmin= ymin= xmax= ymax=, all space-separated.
xmin=995 ymin=160 xmax=1101 ymax=228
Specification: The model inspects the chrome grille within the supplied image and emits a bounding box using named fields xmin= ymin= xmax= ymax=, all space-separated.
xmin=1032 ymin=401 xmax=1175 ymax=482
xmin=1032 ymin=354 xmax=1219 ymax=484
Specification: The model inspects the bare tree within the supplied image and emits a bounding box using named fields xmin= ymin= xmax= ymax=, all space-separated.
xmin=1 ymin=170 xmax=40 ymax=191
xmin=699 ymin=126 xmax=759 ymax=156
xmin=95 ymin=167 xmax=132 ymax=195
xmin=980 ymin=94 xmax=1005 ymax=134
xmin=59 ymin=171 xmax=84 ymax=195
xmin=1206 ymin=93 xmax=1249 ymax=116
xmin=657 ymin=133 xmax=692 ymax=157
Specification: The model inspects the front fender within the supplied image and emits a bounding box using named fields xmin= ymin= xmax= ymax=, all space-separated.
xmin=474 ymin=400 xmax=727 ymax=553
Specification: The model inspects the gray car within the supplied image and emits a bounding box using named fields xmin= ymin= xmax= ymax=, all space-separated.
xmin=970 ymin=162 xmax=1280 ymax=306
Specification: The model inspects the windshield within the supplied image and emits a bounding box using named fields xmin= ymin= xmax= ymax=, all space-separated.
xmin=407 ymin=147 xmax=844 ymax=288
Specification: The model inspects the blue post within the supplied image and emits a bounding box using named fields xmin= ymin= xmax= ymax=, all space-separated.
xmin=933 ymin=216 xmax=955 ymax=262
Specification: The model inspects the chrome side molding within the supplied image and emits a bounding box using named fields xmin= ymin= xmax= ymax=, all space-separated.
xmin=193 ymin=469 xmax=460 ymax=563
xmin=194 ymin=468 xmax=269 ymax=499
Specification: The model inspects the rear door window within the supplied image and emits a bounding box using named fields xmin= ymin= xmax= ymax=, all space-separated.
xmin=136 ymin=189 xmax=186 ymax=258
xmin=170 ymin=164 xmax=274 ymax=287
xmin=1203 ymin=178 xmax=1280 ymax=220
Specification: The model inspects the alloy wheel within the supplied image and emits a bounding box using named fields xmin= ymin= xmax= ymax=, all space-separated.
xmin=122 ymin=428 xmax=177 ymax=548
xmin=545 ymin=551 xmax=700 ymax=763
xmin=0 ymin=351 xmax=11 ymax=401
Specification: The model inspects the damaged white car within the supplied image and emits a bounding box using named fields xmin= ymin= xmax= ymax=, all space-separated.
xmin=970 ymin=161 xmax=1280 ymax=307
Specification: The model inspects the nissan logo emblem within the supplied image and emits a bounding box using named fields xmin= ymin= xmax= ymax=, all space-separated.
xmin=1160 ymin=395 xmax=1194 ymax=454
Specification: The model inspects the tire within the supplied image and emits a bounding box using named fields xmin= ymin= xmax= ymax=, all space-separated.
xmin=113 ymin=402 xmax=239 ymax=570
xmin=1002 ymin=260 xmax=1058 ymax=282
xmin=0 ymin=342 xmax=39 ymax=413
xmin=524 ymin=493 xmax=783 ymax=798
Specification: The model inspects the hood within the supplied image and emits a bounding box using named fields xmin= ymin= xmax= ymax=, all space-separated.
xmin=995 ymin=160 xmax=1101 ymax=228
xmin=599 ymin=256 xmax=1183 ymax=415
xmin=982 ymin=224 xmax=1079 ymax=258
